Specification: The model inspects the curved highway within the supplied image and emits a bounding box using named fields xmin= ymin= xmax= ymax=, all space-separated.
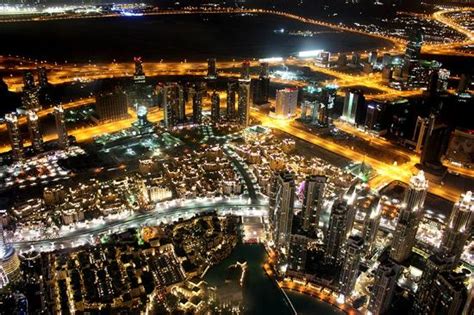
xmin=12 ymin=198 xmax=268 ymax=251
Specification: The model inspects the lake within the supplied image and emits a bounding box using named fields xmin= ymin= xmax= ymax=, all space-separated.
xmin=204 ymin=243 xmax=344 ymax=315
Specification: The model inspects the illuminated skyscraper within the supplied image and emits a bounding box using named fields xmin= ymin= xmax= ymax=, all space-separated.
xmin=437 ymin=68 xmax=450 ymax=92
xmin=420 ymin=114 xmax=451 ymax=170
xmin=404 ymin=29 xmax=423 ymax=65
xmin=26 ymin=110 xmax=43 ymax=152
xmin=368 ymin=259 xmax=401 ymax=315
xmin=301 ymin=174 xmax=327 ymax=232
xmin=415 ymin=254 xmax=456 ymax=314
xmin=38 ymin=67 xmax=49 ymax=88
xmin=207 ymin=58 xmax=217 ymax=79
xmin=288 ymin=234 xmax=309 ymax=273
xmin=5 ymin=113 xmax=23 ymax=161
xmin=21 ymin=86 xmax=41 ymax=110
xmin=440 ymin=191 xmax=473 ymax=264
xmin=54 ymin=105 xmax=68 ymax=149
xmin=259 ymin=62 xmax=269 ymax=78
xmin=368 ymin=51 xmax=378 ymax=65
xmin=344 ymin=183 xmax=360 ymax=236
xmin=133 ymin=57 xmax=146 ymax=84
xmin=192 ymin=83 xmax=205 ymax=125
xmin=274 ymin=171 xmax=295 ymax=251
xmin=226 ymin=81 xmax=237 ymax=119
xmin=275 ymin=88 xmax=298 ymax=118
xmin=338 ymin=235 xmax=364 ymax=297
xmin=268 ymin=172 xmax=279 ymax=225
xmin=425 ymin=271 xmax=468 ymax=315
xmin=210 ymin=91 xmax=220 ymax=123
xmin=342 ymin=89 xmax=365 ymax=125
xmin=95 ymin=87 xmax=128 ymax=122
xmin=362 ymin=200 xmax=382 ymax=254
xmin=390 ymin=171 xmax=428 ymax=263
xmin=163 ymin=83 xmax=180 ymax=129
xmin=238 ymin=80 xmax=251 ymax=127
xmin=325 ymin=200 xmax=351 ymax=264
xmin=177 ymin=84 xmax=186 ymax=122
xmin=23 ymin=71 xmax=35 ymax=90
xmin=318 ymin=85 xmax=337 ymax=126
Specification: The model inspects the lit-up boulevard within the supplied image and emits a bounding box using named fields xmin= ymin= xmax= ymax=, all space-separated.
xmin=3 ymin=58 xmax=426 ymax=100
xmin=251 ymin=109 xmax=464 ymax=202
xmin=11 ymin=197 xmax=267 ymax=250
xmin=424 ymin=8 xmax=474 ymax=56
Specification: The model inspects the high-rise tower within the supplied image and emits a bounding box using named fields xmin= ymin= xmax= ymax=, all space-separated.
xmin=368 ymin=259 xmax=401 ymax=315
xmin=362 ymin=200 xmax=382 ymax=254
xmin=440 ymin=191 xmax=473 ymax=264
xmin=241 ymin=60 xmax=250 ymax=80
xmin=338 ymin=235 xmax=364 ymax=297
xmin=163 ymin=83 xmax=179 ymax=129
xmin=415 ymin=254 xmax=456 ymax=314
xmin=26 ymin=110 xmax=43 ymax=152
xmin=54 ymin=105 xmax=68 ymax=149
xmin=38 ymin=67 xmax=49 ymax=88
xmin=192 ymin=83 xmax=205 ymax=125
xmin=5 ymin=113 xmax=23 ymax=161
xmin=211 ymin=91 xmax=220 ymax=123
xmin=238 ymin=80 xmax=251 ymax=127
xmin=390 ymin=171 xmax=428 ymax=263
xmin=133 ymin=57 xmax=146 ymax=84
xmin=207 ymin=58 xmax=217 ymax=79
xmin=301 ymin=175 xmax=327 ymax=232
xmin=226 ymin=81 xmax=237 ymax=119
xmin=274 ymin=171 xmax=296 ymax=252
xmin=325 ymin=200 xmax=352 ymax=264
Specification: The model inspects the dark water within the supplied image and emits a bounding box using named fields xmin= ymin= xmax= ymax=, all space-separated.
xmin=286 ymin=290 xmax=344 ymax=315
xmin=204 ymin=243 xmax=343 ymax=315
xmin=0 ymin=14 xmax=391 ymax=62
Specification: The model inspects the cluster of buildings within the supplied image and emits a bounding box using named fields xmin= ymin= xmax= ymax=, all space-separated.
xmin=42 ymin=235 xmax=185 ymax=313
xmin=10 ymin=174 xmax=153 ymax=238
xmin=158 ymin=59 xmax=256 ymax=129
xmin=267 ymin=163 xmax=473 ymax=314
xmin=299 ymin=84 xmax=338 ymax=127
xmin=0 ymin=147 xmax=82 ymax=190
xmin=4 ymin=104 xmax=69 ymax=161
xmin=1 ymin=212 xmax=241 ymax=314
xmin=233 ymin=130 xmax=354 ymax=201
xmin=162 ymin=145 xmax=243 ymax=199
xmin=338 ymin=32 xmax=472 ymax=173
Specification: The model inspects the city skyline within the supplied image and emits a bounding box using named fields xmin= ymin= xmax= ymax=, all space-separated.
xmin=0 ymin=1 xmax=473 ymax=314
